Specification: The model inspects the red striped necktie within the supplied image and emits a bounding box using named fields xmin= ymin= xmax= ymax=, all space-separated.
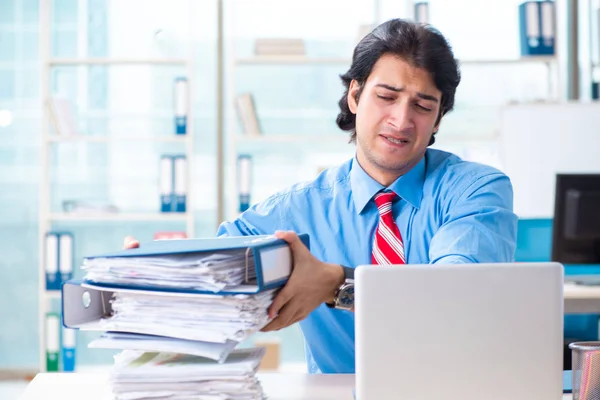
xmin=371 ymin=191 xmax=406 ymax=265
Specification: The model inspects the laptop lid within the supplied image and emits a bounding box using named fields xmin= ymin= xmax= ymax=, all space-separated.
xmin=355 ymin=262 xmax=564 ymax=400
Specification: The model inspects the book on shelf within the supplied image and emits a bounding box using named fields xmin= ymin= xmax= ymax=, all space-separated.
xmin=235 ymin=93 xmax=262 ymax=137
xmin=48 ymin=96 xmax=79 ymax=137
xmin=253 ymin=38 xmax=305 ymax=56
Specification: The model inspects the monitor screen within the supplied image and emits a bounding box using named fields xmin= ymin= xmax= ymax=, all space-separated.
xmin=551 ymin=174 xmax=600 ymax=264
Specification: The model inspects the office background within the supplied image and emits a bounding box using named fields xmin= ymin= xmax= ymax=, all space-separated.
xmin=1 ymin=0 xmax=599 ymax=375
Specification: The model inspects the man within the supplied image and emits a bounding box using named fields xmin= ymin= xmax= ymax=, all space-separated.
xmin=125 ymin=18 xmax=518 ymax=374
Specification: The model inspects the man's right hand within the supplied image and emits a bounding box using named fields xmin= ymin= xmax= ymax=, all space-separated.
xmin=123 ymin=236 xmax=140 ymax=249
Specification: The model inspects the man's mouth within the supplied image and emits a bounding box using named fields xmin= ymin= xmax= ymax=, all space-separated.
xmin=382 ymin=135 xmax=409 ymax=145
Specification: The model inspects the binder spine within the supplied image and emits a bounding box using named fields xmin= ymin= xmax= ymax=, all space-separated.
xmin=519 ymin=0 xmax=555 ymax=56
xmin=62 ymin=327 xmax=76 ymax=372
xmin=414 ymin=1 xmax=429 ymax=24
xmin=175 ymin=77 xmax=188 ymax=135
xmin=45 ymin=233 xmax=60 ymax=291
xmin=174 ymin=77 xmax=188 ymax=135
xmin=237 ymin=154 xmax=252 ymax=212
xmin=519 ymin=1 xmax=540 ymax=55
xmin=46 ymin=313 xmax=60 ymax=372
xmin=540 ymin=1 xmax=555 ymax=52
xmin=160 ymin=155 xmax=175 ymax=212
xmin=59 ymin=233 xmax=74 ymax=286
xmin=174 ymin=155 xmax=187 ymax=213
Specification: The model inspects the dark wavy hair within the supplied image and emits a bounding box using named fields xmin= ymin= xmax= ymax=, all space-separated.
xmin=336 ymin=18 xmax=461 ymax=146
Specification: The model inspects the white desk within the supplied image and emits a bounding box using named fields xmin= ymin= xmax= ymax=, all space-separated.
xmin=21 ymin=372 xmax=572 ymax=400
xmin=564 ymin=282 xmax=600 ymax=313
xmin=21 ymin=373 xmax=356 ymax=400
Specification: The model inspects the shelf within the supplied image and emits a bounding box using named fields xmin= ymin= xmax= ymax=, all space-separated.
xmin=49 ymin=212 xmax=189 ymax=222
xmin=48 ymin=58 xmax=189 ymax=66
xmin=459 ymin=56 xmax=556 ymax=65
xmin=44 ymin=291 xmax=61 ymax=300
xmin=235 ymin=56 xmax=351 ymax=65
xmin=46 ymin=135 xmax=188 ymax=143
xmin=235 ymin=134 xmax=348 ymax=143
xmin=235 ymin=55 xmax=556 ymax=66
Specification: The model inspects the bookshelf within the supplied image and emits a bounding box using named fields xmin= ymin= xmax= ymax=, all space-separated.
xmin=222 ymin=0 xmax=562 ymax=221
xmin=37 ymin=0 xmax=196 ymax=373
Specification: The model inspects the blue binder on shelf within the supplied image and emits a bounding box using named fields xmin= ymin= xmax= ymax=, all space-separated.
xmin=519 ymin=0 xmax=555 ymax=56
xmin=160 ymin=155 xmax=175 ymax=212
xmin=61 ymin=327 xmax=76 ymax=372
xmin=61 ymin=234 xmax=309 ymax=331
xmin=237 ymin=154 xmax=252 ymax=212
xmin=174 ymin=155 xmax=187 ymax=213
xmin=45 ymin=231 xmax=74 ymax=291
xmin=45 ymin=233 xmax=60 ymax=291
xmin=414 ymin=1 xmax=429 ymax=24
xmin=174 ymin=77 xmax=188 ymax=135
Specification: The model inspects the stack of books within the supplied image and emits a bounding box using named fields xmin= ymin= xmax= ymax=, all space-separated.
xmin=62 ymin=234 xmax=309 ymax=400
xmin=253 ymin=38 xmax=305 ymax=56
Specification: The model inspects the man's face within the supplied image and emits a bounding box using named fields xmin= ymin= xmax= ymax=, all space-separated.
xmin=348 ymin=53 xmax=442 ymax=180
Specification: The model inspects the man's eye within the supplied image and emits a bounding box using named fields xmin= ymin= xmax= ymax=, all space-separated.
xmin=416 ymin=104 xmax=432 ymax=112
xmin=377 ymin=95 xmax=394 ymax=101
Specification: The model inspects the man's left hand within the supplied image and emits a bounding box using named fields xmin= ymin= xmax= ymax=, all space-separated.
xmin=261 ymin=230 xmax=344 ymax=332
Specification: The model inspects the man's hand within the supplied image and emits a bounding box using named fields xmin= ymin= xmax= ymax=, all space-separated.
xmin=261 ymin=230 xmax=345 ymax=332
xmin=123 ymin=236 xmax=140 ymax=249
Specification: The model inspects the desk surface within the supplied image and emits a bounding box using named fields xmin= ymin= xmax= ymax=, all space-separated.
xmin=563 ymin=282 xmax=600 ymax=313
xmin=21 ymin=372 xmax=356 ymax=400
xmin=21 ymin=372 xmax=572 ymax=400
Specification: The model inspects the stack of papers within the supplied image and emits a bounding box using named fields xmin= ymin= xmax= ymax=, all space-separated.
xmin=89 ymin=289 xmax=275 ymax=354
xmin=76 ymin=245 xmax=279 ymax=399
xmin=110 ymin=348 xmax=266 ymax=400
xmin=82 ymin=251 xmax=257 ymax=292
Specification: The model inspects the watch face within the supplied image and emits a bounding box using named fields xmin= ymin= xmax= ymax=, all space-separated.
xmin=338 ymin=285 xmax=354 ymax=308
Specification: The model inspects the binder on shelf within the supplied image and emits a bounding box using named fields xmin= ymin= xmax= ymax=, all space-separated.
xmin=62 ymin=327 xmax=76 ymax=372
xmin=174 ymin=77 xmax=188 ymax=135
xmin=45 ymin=233 xmax=60 ymax=291
xmin=234 ymin=93 xmax=261 ymax=137
xmin=519 ymin=0 xmax=555 ymax=56
xmin=414 ymin=1 xmax=429 ymax=24
xmin=46 ymin=313 xmax=60 ymax=372
xmin=237 ymin=155 xmax=252 ymax=212
xmin=159 ymin=155 xmax=175 ymax=212
xmin=174 ymin=155 xmax=187 ymax=213
xmin=48 ymin=96 xmax=78 ymax=137
xmin=59 ymin=233 xmax=74 ymax=285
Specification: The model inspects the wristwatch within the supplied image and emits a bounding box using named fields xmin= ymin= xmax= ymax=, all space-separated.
xmin=327 ymin=266 xmax=355 ymax=311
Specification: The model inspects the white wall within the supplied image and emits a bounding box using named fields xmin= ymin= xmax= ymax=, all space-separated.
xmin=498 ymin=101 xmax=600 ymax=218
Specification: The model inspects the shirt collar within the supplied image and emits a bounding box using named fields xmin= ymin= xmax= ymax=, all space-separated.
xmin=350 ymin=154 xmax=426 ymax=214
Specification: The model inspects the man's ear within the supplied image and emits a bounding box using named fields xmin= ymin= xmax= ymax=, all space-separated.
xmin=347 ymin=80 xmax=361 ymax=114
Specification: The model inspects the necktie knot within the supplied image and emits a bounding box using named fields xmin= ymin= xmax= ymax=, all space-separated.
xmin=374 ymin=191 xmax=397 ymax=216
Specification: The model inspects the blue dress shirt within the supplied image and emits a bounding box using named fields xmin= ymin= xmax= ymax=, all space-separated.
xmin=216 ymin=148 xmax=518 ymax=374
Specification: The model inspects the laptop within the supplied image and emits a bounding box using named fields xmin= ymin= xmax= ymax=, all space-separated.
xmin=354 ymin=262 xmax=564 ymax=400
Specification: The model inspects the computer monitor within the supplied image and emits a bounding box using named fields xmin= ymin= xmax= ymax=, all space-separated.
xmin=551 ymin=174 xmax=600 ymax=264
